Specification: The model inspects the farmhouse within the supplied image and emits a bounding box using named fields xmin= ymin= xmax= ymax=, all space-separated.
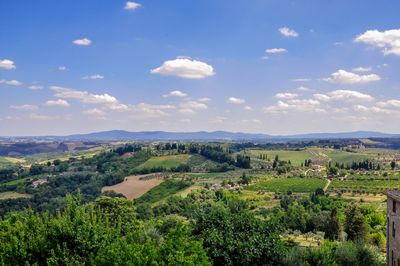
xmin=387 ymin=190 xmax=400 ymax=266
xmin=32 ymin=178 xmax=48 ymax=188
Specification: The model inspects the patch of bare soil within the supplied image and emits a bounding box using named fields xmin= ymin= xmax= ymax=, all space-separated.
xmin=102 ymin=174 xmax=163 ymax=200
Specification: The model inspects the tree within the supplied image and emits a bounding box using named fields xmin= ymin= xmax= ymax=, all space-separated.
xmin=344 ymin=204 xmax=368 ymax=241
xmin=391 ymin=161 xmax=396 ymax=170
xmin=240 ymin=172 xmax=251 ymax=185
xmin=326 ymin=208 xmax=342 ymax=240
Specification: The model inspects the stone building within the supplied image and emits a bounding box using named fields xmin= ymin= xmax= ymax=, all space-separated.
xmin=387 ymin=190 xmax=400 ymax=266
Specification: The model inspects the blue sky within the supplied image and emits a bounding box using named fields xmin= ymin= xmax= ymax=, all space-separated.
xmin=1 ymin=0 xmax=400 ymax=136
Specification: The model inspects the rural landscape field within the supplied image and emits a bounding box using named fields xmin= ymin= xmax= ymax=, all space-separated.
xmin=2 ymin=0 xmax=400 ymax=265
xmin=0 ymin=136 xmax=399 ymax=265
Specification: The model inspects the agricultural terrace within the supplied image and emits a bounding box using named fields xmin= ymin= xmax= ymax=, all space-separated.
xmin=247 ymin=177 xmax=327 ymax=193
xmin=135 ymin=154 xmax=191 ymax=170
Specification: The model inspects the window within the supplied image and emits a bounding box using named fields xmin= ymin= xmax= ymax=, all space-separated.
xmin=393 ymin=222 xmax=396 ymax=238
xmin=392 ymin=250 xmax=396 ymax=266
xmin=394 ymin=201 xmax=397 ymax=213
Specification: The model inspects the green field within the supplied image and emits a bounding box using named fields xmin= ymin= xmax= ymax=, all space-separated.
xmin=136 ymin=154 xmax=191 ymax=170
xmin=248 ymin=177 xmax=326 ymax=192
xmin=1 ymin=177 xmax=30 ymax=186
xmin=0 ymin=156 xmax=26 ymax=168
xmin=0 ymin=191 xmax=31 ymax=200
xmin=325 ymin=150 xmax=371 ymax=164
xmin=248 ymin=149 xmax=312 ymax=166
xmin=135 ymin=179 xmax=191 ymax=204
xmin=330 ymin=179 xmax=400 ymax=192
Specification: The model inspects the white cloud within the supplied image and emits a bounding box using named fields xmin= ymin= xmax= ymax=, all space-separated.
xmin=293 ymin=78 xmax=310 ymax=82
xmin=28 ymin=85 xmax=43 ymax=90
xmin=198 ymin=97 xmax=211 ymax=102
xmin=82 ymin=74 xmax=104 ymax=80
xmin=244 ymin=105 xmax=253 ymax=111
xmin=324 ymin=69 xmax=380 ymax=84
xmin=45 ymin=99 xmax=70 ymax=107
xmin=265 ymin=48 xmax=287 ymax=54
xmin=314 ymin=90 xmax=374 ymax=102
xmin=264 ymin=99 xmax=321 ymax=114
xmin=133 ymin=103 xmax=175 ymax=117
xmin=313 ymin=94 xmax=331 ymax=102
xmin=296 ymin=86 xmax=311 ymax=92
xmin=9 ymin=104 xmax=38 ymax=111
xmin=124 ymin=1 xmax=141 ymax=10
xmin=83 ymin=108 xmax=106 ymax=117
xmin=73 ymin=38 xmax=91 ymax=46
xmin=228 ymin=97 xmax=245 ymax=104
xmin=30 ymin=114 xmax=52 ymax=120
xmin=352 ymin=67 xmax=372 ymax=72
xmin=353 ymin=105 xmax=395 ymax=115
xmin=279 ymin=27 xmax=299 ymax=37
xmin=180 ymin=101 xmax=208 ymax=110
xmin=179 ymin=100 xmax=208 ymax=114
xmin=275 ymin=92 xmax=298 ymax=99
xmin=376 ymin=99 xmax=400 ymax=109
xmin=0 ymin=79 xmax=22 ymax=86
xmin=163 ymin=90 xmax=187 ymax=98
xmin=354 ymin=29 xmax=400 ymax=56
xmin=58 ymin=66 xmax=67 ymax=71
xmin=0 ymin=59 xmax=16 ymax=70
xmin=151 ymin=58 xmax=215 ymax=79
xmin=49 ymin=86 xmax=129 ymax=111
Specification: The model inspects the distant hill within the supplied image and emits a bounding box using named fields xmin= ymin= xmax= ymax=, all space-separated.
xmin=2 ymin=130 xmax=398 ymax=142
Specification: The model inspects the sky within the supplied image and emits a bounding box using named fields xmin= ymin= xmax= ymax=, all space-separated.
xmin=1 ymin=0 xmax=400 ymax=136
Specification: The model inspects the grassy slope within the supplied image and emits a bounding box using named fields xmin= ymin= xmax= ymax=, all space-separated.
xmin=248 ymin=177 xmax=326 ymax=192
xmin=135 ymin=179 xmax=191 ymax=204
xmin=135 ymin=154 xmax=191 ymax=170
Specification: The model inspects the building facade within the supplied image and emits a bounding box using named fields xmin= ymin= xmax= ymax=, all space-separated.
xmin=387 ymin=190 xmax=400 ymax=266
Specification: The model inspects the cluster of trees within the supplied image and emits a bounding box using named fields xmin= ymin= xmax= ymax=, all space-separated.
xmin=134 ymin=164 xmax=191 ymax=175
xmin=272 ymin=155 xmax=292 ymax=174
xmin=328 ymin=159 xmax=392 ymax=171
xmin=0 ymin=195 xmax=210 ymax=265
xmin=114 ymin=144 xmax=142 ymax=155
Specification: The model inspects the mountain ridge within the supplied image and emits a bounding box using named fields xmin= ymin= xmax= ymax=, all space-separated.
xmin=1 ymin=130 xmax=399 ymax=141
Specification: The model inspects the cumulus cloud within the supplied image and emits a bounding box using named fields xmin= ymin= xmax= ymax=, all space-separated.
xmin=352 ymin=67 xmax=372 ymax=72
xmin=73 ymin=38 xmax=91 ymax=46
xmin=279 ymin=27 xmax=299 ymax=37
xmin=314 ymin=90 xmax=374 ymax=102
xmin=9 ymin=104 xmax=38 ymax=111
xmin=45 ymin=99 xmax=70 ymax=107
xmin=30 ymin=114 xmax=52 ymax=120
xmin=244 ymin=105 xmax=253 ymax=111
xmin=376 ymin=99 xmax=400 ymax=109
xmin=296 ymin=86 xmax=311 ymax=92
xmin=179 ymin=100 xmax=208 ymax=114
xmin=293 ymin=78 xmax=310 ymax=82
xmin=0 ymin=59 xmax=16 ymax=70
xmin=264 ymin=99 xmax=322 ymax=114
xmin=58 ymin=66 xmax=67 ymax=71
xmin=354 ymin=29 xmax=400 ymax=56
xmin=124 ymin=1 xmax=141 ymax=10
xmin=49 ymin=86 xmax=129 ymax=111
xmin=132 ymin=103 xmax=175 ymax=117
xmin=28 ymin=85 xmax=43 ymax=90
xmin=163 ymin=90 xmax=187 ymax=98
xmin=198 ymin=97 xmax=211 ymax=102
xmin=265 ymin=48 xmax=287 ymax=54
xmin=82 ymin=74 xmax=104 ymax=80
xmin=0 ymin=79 xmax=22 ymax=86
xmin=275 ymin=92 xmax=298 ymax=99
xmin=228 ymin=97 xmax=245 ymax=104
xmin=83 ymin=108 xmax=106 ymax=118
xmin=324 ymin=69 xmax=380 ymax=84
xmin=151 ymin=58 xmax=215 ymax=79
